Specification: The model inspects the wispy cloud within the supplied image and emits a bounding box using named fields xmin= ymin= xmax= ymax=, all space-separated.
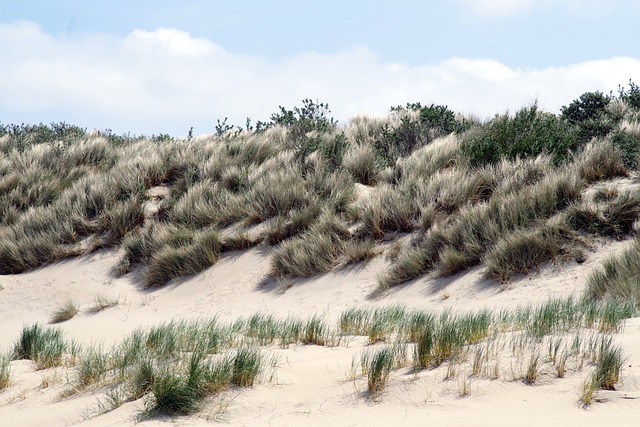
xmin=453 ymin=0 xmax=537 ymax=18
xmin=452 ymin=0 xmax=638 ymax=18
xmin=1 ymin=21 xmax=638 ymax=135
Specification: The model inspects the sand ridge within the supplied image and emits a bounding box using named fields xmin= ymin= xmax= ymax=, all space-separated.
xmin=1 ymin=237 xmax=640 ymax=426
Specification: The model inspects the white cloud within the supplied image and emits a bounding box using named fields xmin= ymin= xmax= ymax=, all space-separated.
xmin=452 ymin=0 xmax=638 ymax=18
xmin=456 ymin=0 xmax=537 ymax=18
xmin=0 ymin=21 xmax=638 ymax=135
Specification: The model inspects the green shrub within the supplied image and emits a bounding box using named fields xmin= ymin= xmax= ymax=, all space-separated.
xmin=611 ymin=130 xmax=640 ymax=169
xmin=618 ymin=80 xmax=640 ymax=110
xmin=374 ymin=104 xmax=467 ymax=166
xmin=561 ymin=91 xmax=615 ymax=141
xmin=462 ymin=105 xmax=579 ymax=166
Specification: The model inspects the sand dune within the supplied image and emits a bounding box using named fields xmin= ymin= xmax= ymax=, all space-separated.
xmin=1 ymin=238 xmax=639 ymax=426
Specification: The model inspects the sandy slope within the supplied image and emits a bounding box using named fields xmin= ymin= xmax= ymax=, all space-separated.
xmin=1 ymin=238 xmax=640 ymax=426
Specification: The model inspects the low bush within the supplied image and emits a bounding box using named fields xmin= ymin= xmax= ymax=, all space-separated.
xmin=462 ymin=104 xmax=579 ymax=166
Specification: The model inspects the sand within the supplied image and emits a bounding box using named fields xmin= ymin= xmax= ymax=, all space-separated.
xmin=1 ymin=238 xmax=639 ymax=426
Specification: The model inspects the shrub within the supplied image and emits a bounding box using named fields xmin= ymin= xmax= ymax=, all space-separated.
xmin=618 ymin=79 xmax=640 ymax=110
xmin=462 ymin=105 xmax=579 ymax=166
xmin=269 ymin=99 xmax=337 ymax=142
xmin=611 ymin=130 xmax=640 ymax=169
xmin=561 ymin=91 xmax=614 ymax=141
xmin=374 ymin=104 xmax=466 ymax=166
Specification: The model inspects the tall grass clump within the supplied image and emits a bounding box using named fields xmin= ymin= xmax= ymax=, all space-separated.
xmin=591 ymin=339 xmax=624 ymax=390
xmin=342 ymin=143 xmax=379 ymax=185
xmin=143 ymin=228 xmax=221 ymax=288
xmin=380 ymin=169 xmax=583 ymax=287
xmin=483 ymin=224 xmax=584 ymax=283
xmin=364 ymin=345 xmax=406 ymax=397
xmin=587 ymin=241 xmax=640 ymax=304
xmin=580 ymin=337 xmax=624 ymax=406
xmin=270 ymin=212 xmax=349 ymax=278
xmin=0 ymin=353 xmax=10 ymax=390
xmin=12 ymin=324 xmax=67 ymax=369
xmin=77 ymin=346 xmax=109 ymax=386
xmin=230 ymin=346 xmax=263 ymax=387
xmin=149 ymin=362 xmax=205 ymax=415
xmin=351 ymin=183 xmax=416 ymax=238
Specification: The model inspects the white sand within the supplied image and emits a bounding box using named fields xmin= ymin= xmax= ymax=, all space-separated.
xmin=1 ymin=238 xmax=639 ymax=426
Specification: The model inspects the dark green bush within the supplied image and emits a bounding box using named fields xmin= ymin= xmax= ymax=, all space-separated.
xmin=618 ymin=80 xmax=640 ymax=110
xmin=462 ymin=105 xmax=579 ymax=166
xmin=611 ymin=131 xmax=640 ymax=169
xmin=561 ymin=91 xmax=610 ymax=124
xmin=374 ymin=103 xmax=468 ymax=166
xmin=561 ymin=91 xmax=616 ymax=141
xmin=0 ymin=122 xmax=86 ymax=153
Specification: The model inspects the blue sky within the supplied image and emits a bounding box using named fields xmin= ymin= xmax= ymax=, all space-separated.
xmin=1 ymin=0 xmax=639 ymax=136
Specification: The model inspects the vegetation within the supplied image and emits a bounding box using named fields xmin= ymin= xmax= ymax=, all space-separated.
xmin=1 ymin=84 xmax=640 ymax=290
xmin=0 ymin=295 xmax=634 ymax=414
xmin=3 ymin=85 xmax=640 ymax=416
xmin=49 ymin=298 xmax=79 ymax=323
xmin=0 ymin=353 xmax=10 ymax=390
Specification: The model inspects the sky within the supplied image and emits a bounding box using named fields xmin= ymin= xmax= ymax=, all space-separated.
xmin=1 ymin=0 xmax=639 ymax=136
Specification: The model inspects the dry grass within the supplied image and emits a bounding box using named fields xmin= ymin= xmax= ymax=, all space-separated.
xmin=1 ymin=98 xmax=638 ymax=290
xmin=50 ymin=298 xmax=79 ymax=324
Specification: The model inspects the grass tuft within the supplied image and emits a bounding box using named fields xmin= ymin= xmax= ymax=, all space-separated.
xmin=50 ymin=298 xmax=79 ymax=323
xmin=0 ymin=353 xmax=10 ymax=390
